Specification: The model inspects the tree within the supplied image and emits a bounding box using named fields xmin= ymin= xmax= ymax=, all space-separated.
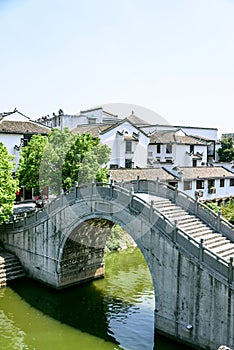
xmin=39 ymin=128 xmax=75 ymax=195
xmin=0 ymin=142 xmax=19 ymax=224
xmin=217 ymin=137 xmax=234 ymax=162
xmin=17 ymin=128 xmax=110 ymax=197
xmin=62 ymin=133 xmax=111 ymax=189
xmin=17 ymin=134 xmax=48 ymax=196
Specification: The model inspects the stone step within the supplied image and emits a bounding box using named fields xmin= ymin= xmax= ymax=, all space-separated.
xmin=211 ymin=243 xmax=234 ymax=255
xmin=159 ymin=206 xmax=185 ymax=213
xmin=153 ymin=196 xmax=234 ymax=262
xmin=184 ymin=225 xmax=212 ymax=234
xmin=205 ymin=238 xmax=229 ymax=249
xmin=162 ymin=211 xmax=189 ymax=219
xmin=219 ymin=249 xmax=234 ymax=259
xmin=0 ymin=251 xmax=25 ymax=287
xmin=202 ymin=234 xmax=226 ymax=243
xmin=178 ymin=219 xmax=206 ymax=228
xmin=176 ymin=216 xmax=200 ymax=224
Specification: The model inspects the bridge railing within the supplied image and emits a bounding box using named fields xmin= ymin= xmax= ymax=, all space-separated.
xmin=119 ymin=177 xmax=234 ymax=242
xmin=126 ymin=189 xmax=233 ymax=284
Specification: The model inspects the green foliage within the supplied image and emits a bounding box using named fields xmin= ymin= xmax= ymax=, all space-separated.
xmin=17 ymin=128 xmax=110 ymax=196
xmin=105 ymin=224 xmax=136 ymax=252
xmin=17 ymin=134 xmax=48 ymax=195
xmin=0 ymin=142 xmax=19 ymax=224
xmin=62 ymin=133 xmax=110 ymax=190
xmin=217 ymin=137 xmax=234 ymax=162
xmin=205 ymin=201 xmax=220 ymax=214
xmin=40 ymin=128 xmax=75 ymax=195
xmin=205 ymin=199 xmax=234 ymax=224
xmin=40 ymin=129 xmax=111 ymax=194
xmin=221 ymin=199 xmax=234 ymax=224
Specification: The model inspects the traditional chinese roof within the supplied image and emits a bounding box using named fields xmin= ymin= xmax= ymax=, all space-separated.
xmin=165 ymin=166 xmax=234 ymax=180
xmin=149 ymin=129 xmax=207 ymax=145
xmin=110 ymin=168 xmax=176 ymax=183
xmin=0 ymin=109 xmax=51 ymax=134
xmin=72 ymin=124 xmax=110 ymax=138
xmin=125 ymin=113 xmax=150 ymax=126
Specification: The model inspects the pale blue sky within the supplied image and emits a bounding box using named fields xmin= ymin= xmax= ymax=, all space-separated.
xmin=1 ymin=0 xmax=234 ymax=135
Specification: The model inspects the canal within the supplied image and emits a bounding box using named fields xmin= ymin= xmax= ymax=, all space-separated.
xmin=0 ymin=247 xmax=194 ymax=350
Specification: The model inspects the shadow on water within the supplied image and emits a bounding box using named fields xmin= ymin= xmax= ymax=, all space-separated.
xmin=8 ymin=248 xmax=154 ymax=348
xmin=7 ymin=248 xmax=196 ymax=350
xmin=9 ymin=276 xmax=124 ymax=344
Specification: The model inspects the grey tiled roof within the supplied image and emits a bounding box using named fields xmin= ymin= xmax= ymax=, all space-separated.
xmin=110 ymin=168 xmax=175 ymax=182
xmin=149 ymin=130 xmax=207 ymax=145
xmin=72 ymin=124 xmax=110 ymax=137
xmin=0 ymin=120 xmax=51 ymax=134
xmin=125 ymin=114 xmax=150 ymax=126
xmin=178 ymin=166 xmax=234 ymax=179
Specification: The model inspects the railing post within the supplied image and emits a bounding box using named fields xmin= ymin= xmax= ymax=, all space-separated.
xmin=136 ymin=175 xmax=140 ymax=192
xmin=90 ymin=179 xmax=95 ymax=197
xmin=173 ymin=220 xmax=178 ymax=242
xmin=195 ymin=195 xmax=198 ymax=215
xmin=150 ymin=200 xmax=154 ymax=223
xmin=75 ymin=182 xmax=78 ymax=199
xmin=199 ymin=239 xmax=204 ymax=263
xmin=155 ymin=177 xmax=159 ymax=195
xmin=109 ymin=179 xmax=113 ymax=199
xmin=174 ymin=184 xmax=178 ymax=203
xmin=217 ymin=210 xmax=221 ymax=232
xmin=130 ymin=186 xmax=134 ymax=209
xmin=228 ymin=257 xmax=233 ymax=284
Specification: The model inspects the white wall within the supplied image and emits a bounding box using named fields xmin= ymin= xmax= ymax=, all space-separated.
xmin=0 ymin=133 xmax=23 ymax=170
xmin=101 ymin=121 xmax=149 ymax=168
xmin=177 ymin=178 xmax=234 ymax=200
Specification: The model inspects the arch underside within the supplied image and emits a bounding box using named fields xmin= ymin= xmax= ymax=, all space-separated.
xmin=57 ymin=213 xmax=157 ymax=300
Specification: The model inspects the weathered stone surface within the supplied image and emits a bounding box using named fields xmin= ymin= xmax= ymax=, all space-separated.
xmin=0 ymin=185 xmax=234 ymax=350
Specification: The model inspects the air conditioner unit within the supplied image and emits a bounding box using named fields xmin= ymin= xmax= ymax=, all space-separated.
xmin=195 ymin=190 xmax=203 ymax=197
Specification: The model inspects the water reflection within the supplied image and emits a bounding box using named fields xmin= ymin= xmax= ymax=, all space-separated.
xmin=0 ymin=248 xmax=194 ymax=349
xmin=3 ymin=248 xmax=154 ymax=349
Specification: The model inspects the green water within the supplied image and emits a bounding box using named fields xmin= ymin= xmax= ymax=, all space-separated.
xmin=0 ymin=248 xmax=193 ymax=350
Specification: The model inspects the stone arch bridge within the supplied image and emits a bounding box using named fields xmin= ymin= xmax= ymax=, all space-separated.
xmin=0 ymin=179 xmax=234 ymax=350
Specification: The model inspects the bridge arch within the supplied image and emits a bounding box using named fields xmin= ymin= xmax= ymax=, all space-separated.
xmin=1 ymin=181 xmax=234 ymax=349
xmin=56 ymin=210 xmax=160 ymax=309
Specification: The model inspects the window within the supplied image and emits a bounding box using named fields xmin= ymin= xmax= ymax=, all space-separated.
xmin=88 ymin=118 xmax=97 ymax=124
xmin=21 ymin=136 xmax=31 ymax=147
xmin=125 ymin=141 xmax=132 ymax=154
xmin=208 ymin=179 xmax=216 ymax=193
xmin=220 ymin=178 xmax=225 ymax=187
xmin=184 ymin=181 xmax=192 ymax=191
xmin=208 ymin=179 xmax=215 ymax=188
xmin=230 ymin=179 xmax=234 ymax=186
xmin=166 ymin=143 xmax=172 ymax=154
xmin=156 ymin=144 xmax=161 ymax=153
xmin=190 ymin=145 xmax=194 ymax=153
xmin=125 ymin=159 xmax=133 ymax=168
xmin=148 ymin=151 xmax=153 ymax=157
xmin=196 ymin=180 xmax=204 ymax=189
xmin=110 ymin=164 xmax=118 ymax=169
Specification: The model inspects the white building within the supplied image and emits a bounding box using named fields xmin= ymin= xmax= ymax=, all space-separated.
xmin=73 ymin=116 xmax=150 ymax=169
xmin=38 ymin=107 xmax=119 ymax=130
xmin=0 ymin=109 xmax=51 ymax=171
xmin=147 ymin=129 xmax=208 ymax=167
xmin=164 ymin=165 xmax=234 ymax=201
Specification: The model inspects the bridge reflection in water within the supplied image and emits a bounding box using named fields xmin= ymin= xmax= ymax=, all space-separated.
xmin=0 ymin=248 xmax=157 ymax=350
